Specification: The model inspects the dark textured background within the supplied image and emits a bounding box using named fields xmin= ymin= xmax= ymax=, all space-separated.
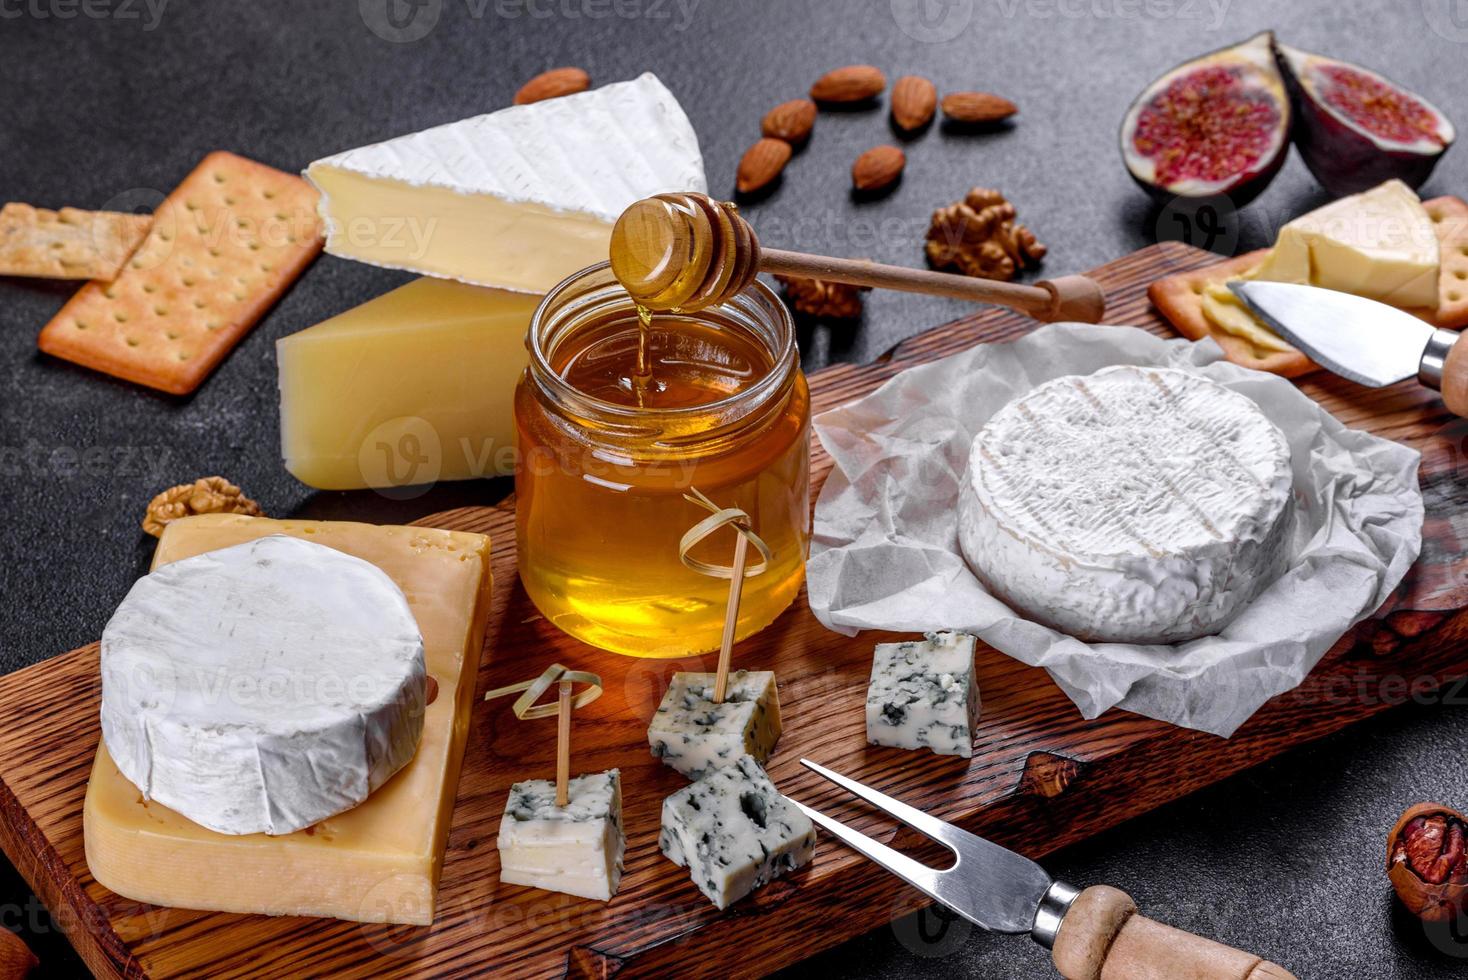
xmin=3 ymin=0 xmax=1467 ymax=975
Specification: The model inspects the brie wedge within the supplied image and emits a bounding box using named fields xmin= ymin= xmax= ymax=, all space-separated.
xmin=1203 ymin=179 xmax=1441 ymax=350
xmin=100 ymin=534 xmax=427 ymax=836
xmin=306 ymin=72 xmax=706 ymax=293
xmin=958 ymin=366 xmax=1294 ymax=644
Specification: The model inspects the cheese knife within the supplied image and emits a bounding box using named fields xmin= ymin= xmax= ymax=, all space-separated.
xmin=794 ymin=758 xmax=1295 ymax=980
xmin=1229 ymin=281 xmax=1468 ymax=415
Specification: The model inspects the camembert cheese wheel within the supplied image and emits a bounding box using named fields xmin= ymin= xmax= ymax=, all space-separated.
xmin=100 ymin=534 xmax=426 ymax=835
xmin=958 ymin=365 xmax=1293 ymax=644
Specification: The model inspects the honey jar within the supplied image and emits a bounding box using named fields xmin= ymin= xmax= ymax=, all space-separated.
xmin=514 ymin=262 xmax=810 ymax=657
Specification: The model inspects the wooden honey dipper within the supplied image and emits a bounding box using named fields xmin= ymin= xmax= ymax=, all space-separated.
xmin=609 ymin=192 xmax=1107 ymax=322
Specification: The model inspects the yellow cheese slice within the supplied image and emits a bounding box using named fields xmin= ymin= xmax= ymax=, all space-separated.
xmin=1203 ymin=179 xmax=1441 ymax=348
xmin=277 ymin=277 xmax=540 ymax=490
xmin=83 ymin=514 xmax=492 ymax=924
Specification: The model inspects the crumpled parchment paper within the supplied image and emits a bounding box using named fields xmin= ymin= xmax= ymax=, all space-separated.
xmin=807 ymin=324 xmax=1424 ymax=737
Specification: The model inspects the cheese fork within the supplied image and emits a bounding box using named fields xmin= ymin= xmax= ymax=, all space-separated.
xmin=792 ymin=759 xmax=1296 ymax=980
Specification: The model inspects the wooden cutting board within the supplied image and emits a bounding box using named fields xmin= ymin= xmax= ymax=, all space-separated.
xmin=3 ymin=241 xmax=1467 ymax=980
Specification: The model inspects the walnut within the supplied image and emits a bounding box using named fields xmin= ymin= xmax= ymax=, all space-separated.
xmin=925 ymin=187 xmax=1047 ymax=281
xmin=775 ymin=272 xmax=871 ymax=319
xmin=143 ymin=476 xmax=263 ymax=537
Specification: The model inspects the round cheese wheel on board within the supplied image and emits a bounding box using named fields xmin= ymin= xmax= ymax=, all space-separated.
xmin=100 ymin=534 xmax=426 ymax=835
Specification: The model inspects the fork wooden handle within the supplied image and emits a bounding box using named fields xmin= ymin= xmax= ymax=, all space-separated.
xmin=1051 ymin=886 xmax=1296 ymax=980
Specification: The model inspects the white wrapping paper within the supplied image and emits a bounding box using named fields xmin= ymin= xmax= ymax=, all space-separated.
xmin=807 ymin=324 xmax=1424 ymax=737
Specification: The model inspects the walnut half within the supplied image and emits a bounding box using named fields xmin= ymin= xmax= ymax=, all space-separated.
xmin=143 ymin=476 xmax=263 ymax=538
xmin=925 ymin=187 xmax=1046 ymax=282
xmin=775 ymin=272 xmax=871 ymax=319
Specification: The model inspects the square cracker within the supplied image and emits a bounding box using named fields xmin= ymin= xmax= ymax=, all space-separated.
xmin=37 ymin=152 xmax=323 ymax=395
xmin=1150 ymin=195 xmax=1468 ymax=378
xmin=0 ymin=204 xmax=152 ymax=280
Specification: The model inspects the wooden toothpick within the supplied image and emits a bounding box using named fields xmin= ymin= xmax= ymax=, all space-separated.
xmin=483 ymin=664 xmax=603 ymax=808
xmin=713 ymin=531 xmax=750 ymax=705
xmin=678 ymin=487 xmax=776 ymax=705
xmin=555 ymin=679 xmax=573 ymax=806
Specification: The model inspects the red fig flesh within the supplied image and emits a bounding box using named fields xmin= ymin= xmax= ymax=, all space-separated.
xmin=1121 ymin=31 xmax=1290 ymax=205
xmin=1276 ymin=42 xmax=1455 ymax=196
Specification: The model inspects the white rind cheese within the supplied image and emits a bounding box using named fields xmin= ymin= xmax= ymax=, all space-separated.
xmin=959 ymin=366 xmax=1294 ymax=644
xmin=100 ymin=535 xmax=426 ymax=836
xmin=866 ymin=632 xmax=980 ymax=757
xmin=660 ymin=755 xmax=816 ymax=910
xmin=647 ymin=670 xmax=782 ymax=779
xmin=306 ymin=73 xmax=706 ymax=293
xmin=497 ymin=769 xmax=624 ymax=902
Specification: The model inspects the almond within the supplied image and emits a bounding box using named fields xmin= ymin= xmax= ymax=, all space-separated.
xmin=737 ymin=138 xmax=793 ymax=194
xmin=762 ymin=99 xmax=818 ymax=144
xmin=890 ymin=75 xmax=937 ymax=132
xmin=941 ymin=91 xmax=1018 ymax=124
xmin=514 ymin=67 xmax=591 ymax=105
xmin=810 ymin=65 xmax=887 ymax=104
xmin=851 ymin=145 xmax=905 ymax=192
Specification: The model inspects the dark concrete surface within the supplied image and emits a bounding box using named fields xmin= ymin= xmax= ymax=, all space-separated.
xmin=2 ymin=0 xmax=1466 ymax=975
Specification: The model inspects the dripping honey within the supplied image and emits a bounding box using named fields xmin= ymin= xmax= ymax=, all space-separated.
xmin=515 ymin=264 xmax=810 ymax=658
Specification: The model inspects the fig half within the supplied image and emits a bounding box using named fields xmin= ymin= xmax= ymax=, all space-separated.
xmin=1276 ymin=43 xmax=1455 ymax=196
xmin=1120 ymin=31 xmax=1290 ymax=206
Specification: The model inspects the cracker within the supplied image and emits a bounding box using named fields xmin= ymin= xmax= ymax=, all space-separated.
xmin=1150 ymin=195 xmax=1468 ymax=378
xmin=1423 ymin=196 xmax=1468 ymax=329
xmin=37 ymin=152 xmax=323 ymax=395
xmin=0 ymin=203 xmax=152 ymax=281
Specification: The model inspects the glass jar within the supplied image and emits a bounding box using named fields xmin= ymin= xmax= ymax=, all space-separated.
xmin=514 ymin=262 xmax=810 ymax=658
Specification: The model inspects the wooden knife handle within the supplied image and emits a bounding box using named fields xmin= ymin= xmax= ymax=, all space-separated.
xmin=1439 ymin=331 xmax=1468 ymax=418
xmin=1051 ymin=886 xmax=1295 ymax=980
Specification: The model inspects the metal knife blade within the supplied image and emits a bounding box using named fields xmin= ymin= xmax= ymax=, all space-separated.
xmin=1228 ymin=281 xmax=1441 ymax=388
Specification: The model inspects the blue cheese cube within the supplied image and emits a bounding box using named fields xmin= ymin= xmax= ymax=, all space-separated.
xmin=866 ymin=631 xmax=980 ymax=758
xmin=647 ymin=670 xmax=781 ymax=779
xmin=659 ymin=755 xmax=816 ymax=910
xmin=497 ymin=769 xmax=624 ymax=902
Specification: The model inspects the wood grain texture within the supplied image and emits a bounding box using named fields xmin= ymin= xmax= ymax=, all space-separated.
xmin=2 ymin=241 xmax=1466 ymax=979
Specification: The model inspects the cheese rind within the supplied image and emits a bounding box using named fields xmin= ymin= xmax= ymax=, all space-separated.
xmin=959 ymin=366 xmax=1294 ymax=644
xmin=647 ymin=670 xmax=782 ymax=779
xmin=866 ymin=632 xmax=980 ymax=758
xmin=1203 ymin=179 xmax=1441 ymax=349
xmin=101 ymin=534 xmax=426 ymax=836
xmin=659 ymin=755 xmax=816 ymax=910
xmin=497 ymin=769 xmax=624 ymax=902
xmin=306 ymin=73 xmax=706 ymax=294
xmin=277 ymin=277 xmax=540 ymax=489
xmin=84 ymin=515 xmax=492 ymax=924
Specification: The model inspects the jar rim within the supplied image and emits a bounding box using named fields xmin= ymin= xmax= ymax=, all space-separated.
xmin=527 ymin=261 xmax=798 ymax=422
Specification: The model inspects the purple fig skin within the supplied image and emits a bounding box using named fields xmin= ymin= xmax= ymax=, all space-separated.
xmin=1275 ymin=42 xmax=1455 ymax=196
xmin=1120 ymin=31 xmax=1291 ymax=207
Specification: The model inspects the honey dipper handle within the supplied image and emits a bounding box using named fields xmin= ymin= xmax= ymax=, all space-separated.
xmin=758 ymin=249 xmax=1106 ymax=323
xmin=1050 ymin=886 xmax=1296 ymax=980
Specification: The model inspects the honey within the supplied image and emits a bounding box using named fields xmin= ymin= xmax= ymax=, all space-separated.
xmin=515 ymin=262 xmax=810 ymax=657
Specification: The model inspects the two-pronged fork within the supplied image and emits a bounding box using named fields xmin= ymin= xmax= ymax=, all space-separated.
xmin=793 ymin=759 xmax=1295 ymax=980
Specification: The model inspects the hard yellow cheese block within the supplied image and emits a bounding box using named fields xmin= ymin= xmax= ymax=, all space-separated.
xmin=277 ymin=277 xmax=540 ymax=490
xmin=1203 ymin=179 xmax=1441 ymax=351
xmin=83 ymin=514 xmax=492 ymax=924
